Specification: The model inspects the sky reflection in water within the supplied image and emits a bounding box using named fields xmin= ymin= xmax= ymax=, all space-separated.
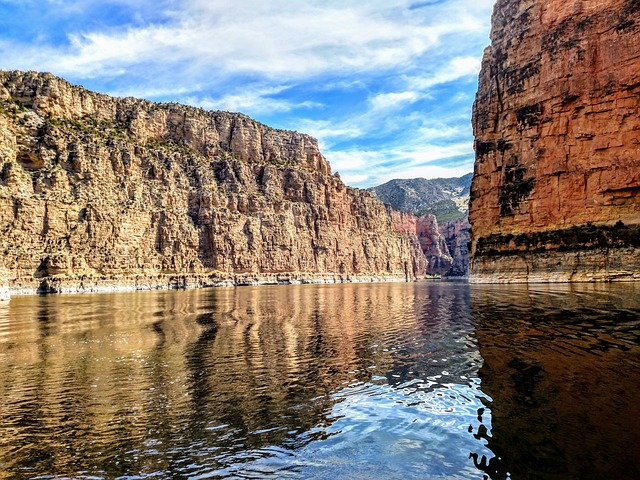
xmin=0 ymin=282 xmax=638 ymax=479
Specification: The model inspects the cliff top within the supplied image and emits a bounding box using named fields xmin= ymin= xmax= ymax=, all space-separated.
xmin=0 ymin=70 xmax=332 ymax=174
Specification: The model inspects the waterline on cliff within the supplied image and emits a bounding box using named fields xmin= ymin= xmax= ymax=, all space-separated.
xmin=6 ymin=272 xmax=416 ymax=297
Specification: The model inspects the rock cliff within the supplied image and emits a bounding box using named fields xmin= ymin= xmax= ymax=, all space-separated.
xmin=439 ymin=217 xmax=470 ymax=277
xmin=371 ymin=175 xmax=471 ymax=276
xmin=0 ymin=70 xmax=428 ymax=294
xmin=390 ymin=209 xmax=454 ymax=276
xmin=469 ymin=0 xmax=640 ymax=282
xmin=415 ymin=215 xmax=454 ymax=275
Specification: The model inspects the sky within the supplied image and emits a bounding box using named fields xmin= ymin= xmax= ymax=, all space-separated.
xmin=0 ymin=0 xmax=495 ymax=188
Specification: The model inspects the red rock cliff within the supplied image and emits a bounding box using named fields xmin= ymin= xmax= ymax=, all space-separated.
xmin=469 ymin=0 xmax=640 ymax=282
xmin=0 ymin=71 xmax=427 ymax=294
xmin=390 ymin=209 xmax=452 ymax=275
xmin=439 ymin=217 xmax=470 ymax=277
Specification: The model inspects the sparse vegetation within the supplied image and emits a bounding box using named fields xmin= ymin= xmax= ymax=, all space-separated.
xmin=45 ymin=115 xmax=128 ymax=142
xmin=369 ymin=173 xmax=472 ymax=222
xmin=146 ymin=137 xmax=201 ymax=157
xmin=0 ymin=99 xmax=29 ymax=123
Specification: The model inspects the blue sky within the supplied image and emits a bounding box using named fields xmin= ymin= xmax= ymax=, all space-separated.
xmin=0 ymin=0 xmax=494 ymax=188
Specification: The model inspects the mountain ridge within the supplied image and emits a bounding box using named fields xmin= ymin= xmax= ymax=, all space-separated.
xmin=368 ymin=173 xmax=472 ymax=222
xmin=369 ymin=173 xmax=472 ymax=277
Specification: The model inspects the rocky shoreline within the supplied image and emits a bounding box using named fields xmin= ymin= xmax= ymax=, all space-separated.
xmin=2 ymin=272 xmax=414 ymax=298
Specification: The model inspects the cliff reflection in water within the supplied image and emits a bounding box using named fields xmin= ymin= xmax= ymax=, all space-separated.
xmin=1 ymin=282 xmax=637 ymax=479
xmin=0 ymin=283 xmax=488 ymax=479
xmin=471 ymin=283 xmax=640 ymax=480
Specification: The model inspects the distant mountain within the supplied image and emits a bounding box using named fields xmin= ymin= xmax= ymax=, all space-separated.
xmin=368 ymin=173 xmax=472 ymax=222
xmin=369 ymin=173 xmax=473 ymax=277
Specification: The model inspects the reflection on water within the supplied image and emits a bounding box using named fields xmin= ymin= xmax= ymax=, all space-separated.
xmin=0 ymin=282 xmax=638 ymax=479
xmin=472 ymin=283 xmax=640 ymax=480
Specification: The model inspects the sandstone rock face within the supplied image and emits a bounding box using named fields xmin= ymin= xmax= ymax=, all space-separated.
xmin=439 ymin=217 xmax=470 ymax=277
xmin=416 ymin=215 xmax=453 ymax=275
xmin=0 ymin=71 xmax=427 ymax=294
xmin=389 ymin=210 xmax=454 ymax=275
xmin=389 ymin=210 xmax=432 ymax=276
xmin=469 ymin=0 xmax=640 ymax=282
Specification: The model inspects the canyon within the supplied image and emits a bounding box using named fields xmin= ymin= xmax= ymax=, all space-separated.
xmin=3 ymin=0 xmax=637 ymax=294
xmin=0 ymin=70 xmax=430 ymax=296
xmin=370 ymin=175 xmax=472 ymax=277
xmin=469 ymin=0 xmax=640 ymax=282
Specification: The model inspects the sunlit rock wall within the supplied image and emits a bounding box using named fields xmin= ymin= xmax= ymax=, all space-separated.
xmin=0 ymin=71 xmax=427 ymax=293
xmin=469 ymin=0 xmax=640 ymax=282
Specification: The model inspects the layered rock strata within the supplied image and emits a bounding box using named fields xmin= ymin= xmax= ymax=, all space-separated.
xmin=439 ymin=218 xmax=470 ymax=277
xmin=0 ymin=71 xmax=428 ymax=295
xmin=390 ymin=210 xmax=450 ymax=275
xmin=469 ymin=0 xmax=640 ymax=282
xmin=416 ymin=215 xmax=454 ymax=275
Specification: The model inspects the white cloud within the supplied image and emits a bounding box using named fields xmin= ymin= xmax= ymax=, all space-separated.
xmin=417 ymin=125 xmax=465 ymax=140
xmin=341 ymin=173 xmax=371 ymax=185
xmin=288 ymin=52 xmax=483 ymax=154
xmin=328 ymin=150 xmax=378 ymax=172
xmin=295 ymin=120 xmax=363 ymax=149
xmin=110 ymin=84 xmax=197 ymax=99
xmin=398 ymin=143 xmax=473 ymax=163
xmin=324 ymin=141 xmax=475 ymax=187
xmin=0 ymin=0 xmax=495 ymax=188
xmin=370 ymin=91 xmax=420 ymax=110
xmin=0 ymin=0 xmax=490 ymax=83
xmin=405 ymin=56 xmax=482 ymax=91
xmin=370 ymin=162 xmax=474 ymax=186
xmin=178 ymin=85 xmax=323 ymax=116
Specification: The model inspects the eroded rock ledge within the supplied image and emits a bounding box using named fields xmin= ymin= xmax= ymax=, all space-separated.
xmin=472 ymin=223 xmax=640 ymax=282
xmin=0 ymin=71 xmax=428 ymax=296
xmin=469 ymin=0 xmax=640 ymax=282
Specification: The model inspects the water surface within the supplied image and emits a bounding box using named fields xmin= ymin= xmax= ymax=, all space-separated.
xmin=0 ymin=282 xmax=638 ymax=479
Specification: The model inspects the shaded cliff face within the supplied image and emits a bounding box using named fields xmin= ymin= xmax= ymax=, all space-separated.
xmin=0 ymin=71 xmax=426 ymax=293
xmin=416 ymin=215 xmax=454 ymax=275
xmin=469 ymin=0 xmax=640 ymax=282
xmin=389 ymin=210 xmax=453 ymax=276
xmin=439 ymin=217 xmax=470 ymax=277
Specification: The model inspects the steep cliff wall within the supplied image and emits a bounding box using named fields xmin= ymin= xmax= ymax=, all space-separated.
xmin=439 ymin=217 xmax=470 ymax=277
xmin=416 ymin=215 xmax=453 ymax=275
xmin=469 ymin=0 xmax=640 ymax=282
xmin=0 ymin=71 xmax=427 ymax=294
xmin=389 ymin=209 xmax=454 ymax=276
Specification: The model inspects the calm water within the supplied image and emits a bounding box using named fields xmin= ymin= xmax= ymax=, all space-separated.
xmin=0 ymin=282 xmax=638 ymax=479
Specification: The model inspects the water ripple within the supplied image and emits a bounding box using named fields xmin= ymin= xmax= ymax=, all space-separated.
xmin=0 ymin=282 xmax=638 ymax=479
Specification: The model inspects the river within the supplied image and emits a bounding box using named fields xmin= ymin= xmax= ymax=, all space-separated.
xmin=0 ymin=282 xmax=638 ymax=479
